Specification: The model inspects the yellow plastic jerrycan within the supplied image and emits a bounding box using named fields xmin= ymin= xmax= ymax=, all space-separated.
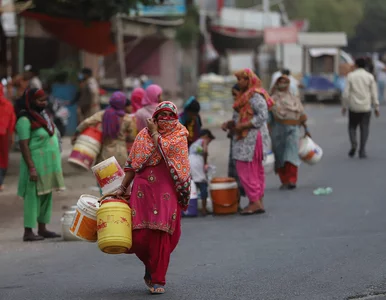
xmin=97 ymin=194 xmax=132 ymax=254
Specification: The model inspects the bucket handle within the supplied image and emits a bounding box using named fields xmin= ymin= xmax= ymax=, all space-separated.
xmin=98 ymin=193 xmax=128 ymax=204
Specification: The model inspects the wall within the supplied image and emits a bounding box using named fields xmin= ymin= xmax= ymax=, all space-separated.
xmin=150 ymin=40 xmax=180 ymax=97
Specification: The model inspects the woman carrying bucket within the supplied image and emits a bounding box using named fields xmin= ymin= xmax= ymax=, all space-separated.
xmin=15 ymin=88 xmax=65 ymax=241
xmin=222 ymin=69 xmax=273 ymax=215
xmin=72 ymin=91 xmax=136 ymax=168
xmin=269 ymin=75 xmax=308 ymax=190
xmin=116 ymin=101 xmax=190 ymax=295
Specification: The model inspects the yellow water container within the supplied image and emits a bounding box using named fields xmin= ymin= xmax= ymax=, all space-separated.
xmin=97 ymin=196 xmax=132 ymax=254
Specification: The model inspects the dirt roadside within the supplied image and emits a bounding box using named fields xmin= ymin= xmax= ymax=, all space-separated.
xmin=0 ymin=138 xmax=100 ymax=242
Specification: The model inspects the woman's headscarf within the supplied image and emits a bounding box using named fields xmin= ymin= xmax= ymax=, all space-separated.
xmin=233 ymin=68 xmax=274 ymax=140
xmin=271 ymin=75 xmax=305 ymax=121
xmin=125 ymin=101 xmax=191 ymax=209
xmin=15 ymin=88 xmax=55 ymax=136
xmin=141 ymin=84 xmax=162 ymax=106
xmin=130 ymin=88 xmax=145 ymax=113
xmin=102 ymin=91 xmax=126 ymax=139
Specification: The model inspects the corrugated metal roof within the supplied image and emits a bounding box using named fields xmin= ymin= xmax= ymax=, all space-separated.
xmin=298 ymin=32 xmax=348 ymax=47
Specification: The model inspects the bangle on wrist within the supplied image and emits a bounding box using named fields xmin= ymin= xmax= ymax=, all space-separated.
xmin=151 ymin=131 xmax=158 ymax=137
xmin=119 ymin=185 xmax=127 ymax=193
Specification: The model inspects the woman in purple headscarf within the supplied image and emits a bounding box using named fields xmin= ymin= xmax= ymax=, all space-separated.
xmin=135 ymin=84 xmax=163 ymax=131
xmin=72 ymin=91 xmax=136 ymax=168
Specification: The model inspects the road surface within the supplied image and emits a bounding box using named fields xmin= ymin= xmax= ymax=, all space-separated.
xmin=1 ymin=105 xmax=386 ymax=300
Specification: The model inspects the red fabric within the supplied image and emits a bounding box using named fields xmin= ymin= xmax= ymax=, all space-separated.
xmin=277 ymin=162 xmax=298 ymax=185
xmin=130 ymin=88 xmax=145 ymax=113
xmin=128 ymin=159 xmax=180 ymax=234
xmin=20 ymin=89 xmax=55 ymax=136
xmin=128 ymin=212 xmax=181 ymax=286
xmin=0 ymin=84 xmax=16 ymax=136
xmin=22 ymin=12 xmax=116 ymax=55
xmin=0 ymin=134 xmax=9 ymax=169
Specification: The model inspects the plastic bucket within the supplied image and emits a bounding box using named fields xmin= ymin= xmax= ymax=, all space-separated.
xmin=263 ymin=152 xmax=275 ymax=174
xmin=97 ymin=196 xmax=132 ymax=254
xmin=68 ymin=144 xmax=98 ymax=170
xmin=92 ymin=157 xmax=125 ymax=195
xmin=210 ymin=178 xmax=238 ymax=215
xmin=298 ymin=136 xmax=323 ymax=165
xmin=61 ymin=210 xmax=81 ymax=241
xmin=182 ymin=182 xmax=198 ymax=217
xmin=68 ymin=125 xmax=102 ymax=170
xmin=69 ymin=195 xmax=99 ymax=242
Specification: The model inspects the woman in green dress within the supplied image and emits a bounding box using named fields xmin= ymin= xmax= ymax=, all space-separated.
xmin=15 ymin=88 xmax=65 ymax=242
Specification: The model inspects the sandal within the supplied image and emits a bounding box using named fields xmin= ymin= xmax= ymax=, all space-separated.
xmin=150 ymin=285 xmax=166 ymax=295
xmin=23 ymin=234 xmax=44 ymax=242
xmin=144 ymin=269 xmax=152 ymax=289
xmin=240 ymin=205 xmax=266 ymax=215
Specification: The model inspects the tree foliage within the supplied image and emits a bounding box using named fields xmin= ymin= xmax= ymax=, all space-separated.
xmin=284 ymin=0 xmax=364 ymax=37
xmin=15 ymin=0 xmax=159 ymax=21
xmin=351 ymin=0 xmax=386 ymax=51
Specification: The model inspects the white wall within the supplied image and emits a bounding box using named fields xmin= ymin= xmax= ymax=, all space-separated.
xmin=275 ymin=43 xmax=303 ymax=75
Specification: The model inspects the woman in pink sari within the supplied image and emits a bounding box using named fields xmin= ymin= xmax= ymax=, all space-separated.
xmin=135 ymin=84 xmax=162 ymax=131
xmin=223 ymin=68 xmax=273 ymax=215
xmin=117 ymin=101 xmax=190 ymax=294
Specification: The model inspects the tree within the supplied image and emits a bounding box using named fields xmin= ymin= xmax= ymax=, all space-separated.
xmin=15 ymin=0 xmax=159 ymax=21
xmin=283 ymin=0 xmax=364 ymax=37
xmin=351 ymin=0 xmax=386 ymax=52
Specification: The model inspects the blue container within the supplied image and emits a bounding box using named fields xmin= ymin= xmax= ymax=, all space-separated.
xmin=182 ymin=197 xmax=198 ymax=217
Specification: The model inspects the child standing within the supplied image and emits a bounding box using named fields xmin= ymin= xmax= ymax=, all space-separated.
xmin=189 ymin=129 xmax=215 ymax=216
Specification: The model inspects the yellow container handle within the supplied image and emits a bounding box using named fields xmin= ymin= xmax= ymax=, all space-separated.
xmin=98 ymin=193 xmax=128 ymax=204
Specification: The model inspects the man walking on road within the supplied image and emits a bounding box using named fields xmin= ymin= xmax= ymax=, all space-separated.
xmin=342 ymin=58 xmax=380 ymax=159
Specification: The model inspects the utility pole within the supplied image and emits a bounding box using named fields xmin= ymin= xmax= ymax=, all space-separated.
xmin=115 ymin=14 xmax=127 ymax=92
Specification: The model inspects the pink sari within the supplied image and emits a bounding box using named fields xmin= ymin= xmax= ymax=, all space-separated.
xmin=235 ymin=131 xmax=265 ymax=201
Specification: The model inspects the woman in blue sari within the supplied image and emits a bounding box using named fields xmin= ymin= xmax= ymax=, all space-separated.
xmin=178 ymin=96 xmax=202 ymax=147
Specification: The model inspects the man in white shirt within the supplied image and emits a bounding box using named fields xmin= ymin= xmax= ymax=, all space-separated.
xmin=342 ymin=58 xmax=380 ymax=158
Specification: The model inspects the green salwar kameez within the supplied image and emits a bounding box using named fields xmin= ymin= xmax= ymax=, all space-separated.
xmin=16 ymin=117 xmax=65 ymax=228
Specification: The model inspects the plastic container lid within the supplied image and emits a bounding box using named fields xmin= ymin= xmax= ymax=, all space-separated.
xmin=211 ymin=177 xmax=236 ymax=183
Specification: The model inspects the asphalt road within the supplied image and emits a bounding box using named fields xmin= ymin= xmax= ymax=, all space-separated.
xmin=1 ymin=105 xmax=386 ymax=300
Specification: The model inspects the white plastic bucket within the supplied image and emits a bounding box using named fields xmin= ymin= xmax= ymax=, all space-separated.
xmin=298 ymin=136 xmax=323 ymax=165
xmin=263 ymin=152 xmax=275 ymax=174
xmin=92 ymin=157 xmax=125 ymax=195
xmin=69 ymin=195 xmax=100 ymax=242
xmin=62 ymin=210 xmax=81 ymax=241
